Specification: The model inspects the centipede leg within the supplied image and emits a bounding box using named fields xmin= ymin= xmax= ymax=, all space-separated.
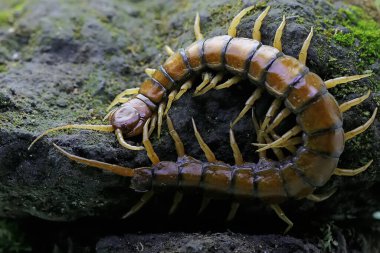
xmin=194 ymin=12 xmax=204 ymax=40
xmin=254 ymin=126 xmax=302 ymax=152
xmin=192 ymin=118 xmax=217 ymax=163
xmin=270 ymin=204 xmax=293 ymax=234
xmin=273 ymin=15 xmax=286 ymax=51
xmin=163 ymin=90 xmax=178 ymax=116
xmin=306 ymin=189 xmax=336 ymax=202
xmin=228 ymin=5 xmax=255 ymax=37
xmin=263 ymin=134 xmax=285 ymax=160
xmin=198 ymin=197 xmax=211 ymax=215
xmin=269 ymin=131 xmax=299 ymax=154
xmin=252 ymin=6 xmax=271 ymax=41
xmin=143 ymin=119 xmax=160 ymax=165
xmin=344 ymin=108 xmax=377 ymax=141
xmin=325 ymin=73 xmax=372 ymax=89
xmin=298 ymin=27 xmax=313 ymax=65
xmin=194 ymin=72 xmax=224 ymax=96
xmin=106 ymin=87 xmax=139 ymax=111
xmin=226 ymin=202 xmax=240 ymax=222
xmin=214 ymin=76 xmax=241 ymax=90
xmin=122 ymin=191 xmax=155 ymax=219
xmin=148 ymin=114 xmax=157 ymax=137
xmin=266 ymin=108 xmax=291 ymax=132
xmin=229 ymin=128 xmax=244 ymax=165
xmin=339 ymin=90 xmax=371 ymax=113
xmin=167 ymin=116 xmax=185 ymax=157
xmin=260 ymin=98 xmax=282 ymax=133
xmin=175 ymin=80 xmax=192 ymax=101
xmin=145 ymin=68 xmax=156 ymax=77
xmin=157 ymin=102 xmax=166 ymax=139
xmin=251 ymin=109 xmax=267 ymax=158
xmin=115 ymin=129 xmax=145 ymax=151
xmin=169 ymin=191 xmax=184 ymax=215
xmin=334 ymin=160 xmax=373 ymax=176
xmin=164 ymin=45 xmax=175 ymax=56
xmin=232 ymin=88 xmax=264 ymax=127
xmin=194 ymin=72 xmax=213 ymax=95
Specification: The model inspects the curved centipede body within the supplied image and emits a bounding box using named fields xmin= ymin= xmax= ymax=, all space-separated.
xmin=29 ymin=5 xmax=377 ymax=233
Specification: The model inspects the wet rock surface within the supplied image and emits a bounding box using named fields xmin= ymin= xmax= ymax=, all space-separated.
xmin=0 ymin=0 xmax=379 ymax=252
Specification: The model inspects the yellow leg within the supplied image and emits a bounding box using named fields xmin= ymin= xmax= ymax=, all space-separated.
xmin=306 ymin=189 xmax=336 ymax=202
xmin=167 ymin=116 xmax=185 ymax=157
xmin=106 ymin=87 xmax=139 ymax=111
xmin=325 ymin=73 xmax=372 ymax=89
xmin=334 ymin=160 xmax=373 ymax=176
xmin=164 ymin=45 xmax=175 ymax=56
xmin=115 ymin=129 xmax=145 ymax=151
xmin=273 ymin=15 xmax=286 ymax=51
xmin=164 ymin=90 xmax=178 ymax=116
xmin=226 ymin=202 xmax=240 ymax=222
xmin=229 ymin=128 xmax=244 ymax=165
xmin=28 ymin=124 xmax=114 ymax=150
xmin=344 ymin=108 xmax=377 ymax=141
xmin=251 ymin=109 xmax=266 ymax=158
xmin=263 ymin=134 xmax=285 ymax=160
xmin=122 ymin=191 xmax=154 ymax=219
xmin=339 ymin=90 xmax=371 ymax=113
xmin=269 ymin=131 xmax=298 ymax=154
xmin=143 ymin=119 xmax=160 ymax=165
xmin=228 ymin=5 xmax=255 ymax=37
xmin=266 ymin=108 xmax=291 ymax=132
xmin=175 ymin=80 xmax=192 ymax=101
xmin=261 ymin=98 xmax=282 ymax=133
xmin=145 ymin=68 xmax=156 ymax=77
xmin=214 ymin=76 xmax=241 ymax=90
xmin=157 ymin=102 xmax=166 ymax=139
xmin=232 ymin=88 xmax=264 ymax=126
xmin=148 ymin=114 xmax=157 ymax=137
xmin=52 ymin=143 xmax=135 ymax=177
xmin=254 ymin=126 xmax=302 ymax=152
xmin=192 ymin=118 xmax=217 ymax=163
xmin=298 ymin=27 xmax=314 ymax=65
xmin=194 ymin=72 xmax=224 ymax=96
xmin=271 ymin=204 xmax=293 ymax=234
xmin=169 ymin=191 xmax=184 ymax=215
xmin=194 ymin=12 xmax=204 ymax=40
xmin=198 ymin=197 xmax=211 ymax=215
xmin=194 ymin=72 xmax=213 ymax=95
xmin=252 ymin=6 xmax=271 ymax=41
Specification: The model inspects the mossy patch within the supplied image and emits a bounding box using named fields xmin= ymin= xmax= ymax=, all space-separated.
xmin=332 ymin=6 xmax=380 ymax=69
xmin=0 ymin=0 xmax=27 ymax=27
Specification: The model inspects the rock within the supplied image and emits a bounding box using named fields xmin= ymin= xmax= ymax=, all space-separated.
xmin=0 ymin=0 xmax=379 ymax=251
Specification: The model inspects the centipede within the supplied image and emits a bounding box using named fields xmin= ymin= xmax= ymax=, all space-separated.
xmin=28 ymin=5 xmax=377 ymax=233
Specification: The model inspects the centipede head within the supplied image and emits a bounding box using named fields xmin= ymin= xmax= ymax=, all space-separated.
xmin=109 ymin=98 xmax=152 ymax=137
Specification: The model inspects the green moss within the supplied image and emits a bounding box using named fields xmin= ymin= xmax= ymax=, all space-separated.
xmin=332 ymin=6 xmax=380 ymax=68
xmin=0 ymin=0 xmax=27 ymax=26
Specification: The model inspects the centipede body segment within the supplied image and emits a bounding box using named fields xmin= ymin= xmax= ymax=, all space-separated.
xmin=29 ymin=5 xmax=377 ymax=233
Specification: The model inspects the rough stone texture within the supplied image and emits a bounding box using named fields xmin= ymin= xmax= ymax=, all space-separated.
xmin=0 ymin=0 xmax=379 ymax=252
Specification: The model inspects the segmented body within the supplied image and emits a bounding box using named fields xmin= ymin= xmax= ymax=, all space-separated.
xmin=126 ymin=35 xmax=342 ymax=202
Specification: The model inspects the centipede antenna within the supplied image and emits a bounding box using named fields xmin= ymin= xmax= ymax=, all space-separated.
xmin=194 ymin=12 xmax=204 ymax=40
xmin=144 ymin=68 xmax=156 ymax=77
xmin=232 ymin=88 xmax=264 ymax=127
xmin=344 ymin=107 xmax=377 ymax=141
xmin=214 ymin=76 xmax=241 ymax=90
xmin=252 ymin=6 xmax=271 ymax=41
xmin=226 ymin=202 xmax=240 ymax=222
xmin=28 ymin=124 xmax=115 ymax=150
xmin=306 ymin=188 xmax=337 ymax=202
xmin=115 ymin=129 xmax=145 ymax=151
xmin=122 ymin=191 xmax=154 ymax=219
xmin=229 ymin=127 xmax=244 ymax=165
xmin=325 ymin=73 xmax=372 ymax=89
xmin=167 ymin=116 xmax=185 ymax=157
xmin=164 ymin=90 xmax=178 ymax=116
xmin=270 ymin=204 xmax=293 ymax=234
xmin=175 ymin=80 xmax=193 ymax=101
xmin=197 ymin=197 xmax=211 ymax=215
xmin=52 ymin=143 xmax=135 ymax=177
xmin=339 ymin=90 xmax=371 ymax=113
xmin=273 ymin=15 xmax=286 ymax=51
xmin=266 ymin=108 xmax=291 ymax=132
xmin=106 ymin=87 xmax=139 ymax=111
xmin=169 ymin=191 xmax=184 ymax=215
xmin=298 ymin=26 xmax=314 ymax=65
xmin=254 ymin=126 xmax=302 ymax=152
xmin=143 ymin=119 xmax=160 ymax=165
xmin=157 ymin=102 xmax=166 ymax=139
xmin=228 ymin=5 xmax=255 ymax=37
xmin=192 ymin=118 xmax=217 ymax=163
xmin=194 ymin=72 xmax=223 ymax=96
xmin=194 ymin=72 xmax=213 ymax=95
xmin=164 ymin=45 xmax=175 ymax=56
xmin=334 ymin=160 xmax=373 ymax=176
